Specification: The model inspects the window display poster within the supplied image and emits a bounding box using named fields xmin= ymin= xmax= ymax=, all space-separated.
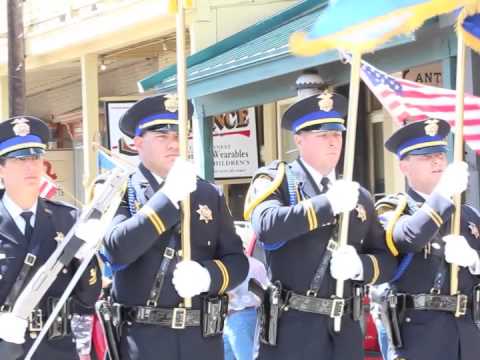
xmin=105 ymin=101 xmax=259 ymax=179
xmin=202 ymin=108 xmax=259 ymax=179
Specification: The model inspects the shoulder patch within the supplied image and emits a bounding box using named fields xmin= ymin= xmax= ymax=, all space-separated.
xmin=243 ymin=162 xmax=286 ymax=220
xmin=375 ymin=193 xmax=404 ymax=215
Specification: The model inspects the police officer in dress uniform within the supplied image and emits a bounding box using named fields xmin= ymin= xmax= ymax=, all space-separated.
xmin=244 ymin=90 xmax=396 ymax=360
xmin=102 ymin=94 xmax=248 ymax=360
xmin=0 ymin=116 xmax=101 ymax=359
xmin=376 ymin=119 xmax=480 ymax=360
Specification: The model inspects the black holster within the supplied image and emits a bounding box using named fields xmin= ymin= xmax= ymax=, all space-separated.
xmin=260 ymin=280 xmax=283 ymax=346
xmin=95 ymin=299 xmax=121 ymax=360
xmin=473 ymin=284 xmax=480 ymax=330
xmin=46 ymin=297 xmax=72 ymax=340
xmin=352 ymin=284 xmax=364 ymax=322
xmin=385 ymin=289 xmax=404 ymax=349
xmin=201 ymin=294 xmax=229 ymax=337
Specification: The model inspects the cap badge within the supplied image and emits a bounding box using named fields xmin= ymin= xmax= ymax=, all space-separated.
xmin=164 ymin=94 xmax=179 ymax=113
xmin=196 ymin=204 xmax=213 ymax=224
xmin=12 ymin=118 xmax=30 ymax=137
xmin=317 ymin=91 xmax=334 ymax=112
xmin=424 ymin=119 xmax=439 ymax=137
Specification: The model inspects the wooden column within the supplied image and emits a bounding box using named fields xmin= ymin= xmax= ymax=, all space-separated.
xmin=80 ymin=54 xmax=99 ymax=201
xmin=0 ymin=76 xmax=9 ymax=120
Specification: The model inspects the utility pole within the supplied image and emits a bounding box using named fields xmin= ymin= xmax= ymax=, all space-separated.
xmin=7 ymin=0 xmax=26 ymax=116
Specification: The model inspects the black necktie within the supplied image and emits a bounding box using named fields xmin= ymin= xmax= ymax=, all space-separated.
xmin=320 ymin=177 xmax=330 ymax=194
xmin=21 ymin=211 xmax=34 ymax=243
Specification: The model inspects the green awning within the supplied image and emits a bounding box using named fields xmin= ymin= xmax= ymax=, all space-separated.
xmin=139 ymin=0 xmax=330 ymax=94
xmin=139 ymin=0 xmax=456 ymax=117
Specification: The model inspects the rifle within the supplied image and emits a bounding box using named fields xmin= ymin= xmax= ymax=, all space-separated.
xmin=0 ymin=167 xmax=130 ymax=360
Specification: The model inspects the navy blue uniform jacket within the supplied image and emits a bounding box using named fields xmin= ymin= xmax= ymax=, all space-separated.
xmin=246 ymin=160 xmax=395 ymax=360
xmin=103 ymin=164 xmax=248 ymax=360
xmin=380 ymin=189 xmax=480 ymax=360
xmin=0 ymin=190 xmax=101 ymax=360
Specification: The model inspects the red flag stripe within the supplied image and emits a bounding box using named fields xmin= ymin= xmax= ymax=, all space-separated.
xmin=360 ymin=60 xmax=480 ymax=154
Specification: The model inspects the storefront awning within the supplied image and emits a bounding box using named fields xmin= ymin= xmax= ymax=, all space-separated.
xmin=139 ymin=0 xmax=455 ymax=116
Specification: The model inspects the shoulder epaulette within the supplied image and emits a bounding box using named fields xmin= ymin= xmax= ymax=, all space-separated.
xmin=376 ymin=193 xmax=408 ymax=257
xmin=243 ymin=161 xmax=286 ymax=221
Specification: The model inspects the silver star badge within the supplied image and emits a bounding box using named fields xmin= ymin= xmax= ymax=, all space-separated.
xmin=355 ymin=204 xmax=367 ymax=223
xmin=196 ymin=204 xmax=213 ymax=224
xmin=54 ymin=232 xmax=65 ymax=243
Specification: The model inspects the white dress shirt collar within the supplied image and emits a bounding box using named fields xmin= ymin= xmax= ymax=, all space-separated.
xmin=151 ymin=172 xmax=165 ymax=187
xmin=2 ymin=192 xmax=37 ymax=235
xmin=300 ymin=158 xmax=336 ymax=191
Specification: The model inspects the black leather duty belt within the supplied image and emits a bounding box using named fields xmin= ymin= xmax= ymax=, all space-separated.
xmin=0 ymin=301 xmax=72 ymax=339
xmin=285 ymin=292 xmax=353 ymax=318
xmin=124 ymin=305 xmax=201 ymax=329
xmin=400 ymin=293 xmax=468 ymax=316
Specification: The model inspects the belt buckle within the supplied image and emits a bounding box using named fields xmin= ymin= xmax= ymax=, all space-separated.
xmin=327 ymin=240 xmax=338 ymax=252
xmin=28 ymin=309 xmax=43 ymax=332
xmin=24 ymin=253 xmax=36 ymax=266
xmin=329 ymin=298 xmax=345 ymax=318
xmin=171 ymin=307 xmax=187 ymax=329
xmin=0 ymin=304 xmax=12 ymax=312
xmin=455 ymin=294 xmax=468 ymax=317
xmin=164 ymin=247 xmax=175 ymax=259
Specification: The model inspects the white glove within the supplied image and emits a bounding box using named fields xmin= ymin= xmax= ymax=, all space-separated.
xmin=0 ymin=313 xmax=28 ymax=344
xmin=172 ymin=260 xmax=211 ymax=298
xmin=434 ymin=161 xmax=469 ymax=199
xmin=325 ymin=180 xmax=359 ymax=215
xmin=161 ymin=158 xmax=197 ymax=206
xmin=74 ymin=219 xmax=103 ymax=260
xmin=443 ymin=234 xmax=479 ymax=268
xmin=330 ymin=245 xmax=363 ymax=281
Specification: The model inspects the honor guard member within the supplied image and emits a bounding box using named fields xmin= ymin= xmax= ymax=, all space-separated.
xmin=0 ymin=116 xmax=101 ymax=359
xmin=102 ymin=94 xmax=248 ymax=360
xmin=376 ymin=119 xmax=480 ymax=360
xmin=244 ymin=91 xmax=396 ymax=360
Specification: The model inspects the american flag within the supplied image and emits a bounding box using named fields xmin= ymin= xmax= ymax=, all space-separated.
xmin=360 ymin=60 xmax=480 ymax=153
xmin=39 ymin=175 xmax=58 ymax=199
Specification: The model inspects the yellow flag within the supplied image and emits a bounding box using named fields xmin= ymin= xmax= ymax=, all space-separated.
xmin=168 ymin=0 xmax=193 ymax=14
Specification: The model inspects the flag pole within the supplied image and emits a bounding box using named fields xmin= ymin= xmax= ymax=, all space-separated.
xmin=334 ymin=50 xmax=362 ymax=332
xmin=175 ymin=0 xmax=192 ymax=308
xmin=450 ymin=27 xmax=466 ymax=301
